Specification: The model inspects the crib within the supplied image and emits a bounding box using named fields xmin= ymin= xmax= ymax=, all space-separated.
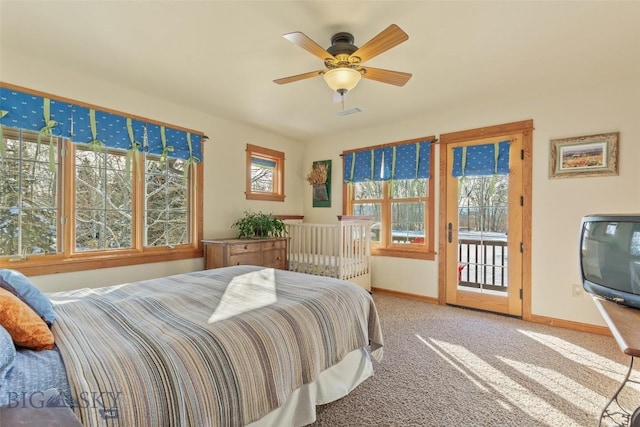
xmin=283 ymin=216 xmax=372 ymax=291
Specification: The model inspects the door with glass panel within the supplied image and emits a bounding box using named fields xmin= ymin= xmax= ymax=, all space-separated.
xmin=441 ymin=122 xmax=532 ymax=317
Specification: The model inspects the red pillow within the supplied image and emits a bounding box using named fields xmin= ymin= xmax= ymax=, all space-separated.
xmin=0 ymin=288 xmax=55 ymax=350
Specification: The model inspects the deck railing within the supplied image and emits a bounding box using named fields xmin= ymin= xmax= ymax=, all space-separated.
xmin=458 ymin=238 xmax=508 ymax=292
xmin=369 ymin=225 xmax=509 ymax=292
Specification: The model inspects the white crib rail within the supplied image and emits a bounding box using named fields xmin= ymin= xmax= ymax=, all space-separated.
xmin=284 ymin=217 xmax=371 ymax=290
xmin=288 ymin=222 xmax=338 ymax=276
xmin=338 ymin=218 xmax=371 ymax=281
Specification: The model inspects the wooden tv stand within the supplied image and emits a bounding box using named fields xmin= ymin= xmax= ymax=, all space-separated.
xmin=592 ymin=296 xmax=640 ymax=427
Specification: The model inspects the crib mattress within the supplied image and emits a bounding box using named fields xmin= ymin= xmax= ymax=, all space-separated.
xmin=288 ymin=253 xmax=369 ymax=279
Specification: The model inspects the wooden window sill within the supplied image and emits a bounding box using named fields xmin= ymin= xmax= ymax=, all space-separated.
xmin=0 ymin=247 xmax=203 ymax=277
xmin=371 ymin=248 xmax=436 ymax=260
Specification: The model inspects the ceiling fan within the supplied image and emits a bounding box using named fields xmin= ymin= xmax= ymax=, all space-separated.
xmin=273 ymin=24 xmax=412 ymax=98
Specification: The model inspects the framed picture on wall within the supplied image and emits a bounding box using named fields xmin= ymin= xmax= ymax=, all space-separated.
xmin=549 ymin=132 xmax=619 ymax=178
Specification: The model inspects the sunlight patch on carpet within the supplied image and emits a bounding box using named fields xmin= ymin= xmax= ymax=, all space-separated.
xmin=498 ymin=356 xmax=604 ymax=413
xmin=418 ymin=335 xmax=577 ymax=426
xmin=516 ymin=329 xmax=640 ymax=392
xmin=415 ymin=334 xmax=493 ymax=394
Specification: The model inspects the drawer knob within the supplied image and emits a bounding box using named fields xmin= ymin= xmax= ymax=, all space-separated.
xmin=237 ymin=262 xmax=241 ymax=265
xmin=244 ymin=245 xmax=248 ymax=250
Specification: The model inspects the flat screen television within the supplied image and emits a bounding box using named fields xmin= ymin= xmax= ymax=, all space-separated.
xmin=580 ymin=214 xmax=640 ymax=309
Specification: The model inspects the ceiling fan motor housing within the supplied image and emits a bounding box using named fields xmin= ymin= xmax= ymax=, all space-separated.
xmin=327 ymin=32 xmax=358 ymax=57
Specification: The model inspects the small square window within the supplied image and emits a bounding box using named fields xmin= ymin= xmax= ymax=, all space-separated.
xmin=246 ymin=144 xmax=285 ymax=201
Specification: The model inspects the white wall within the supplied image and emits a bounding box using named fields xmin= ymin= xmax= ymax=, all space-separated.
xmin=304 ymin=76 xmax=640 ymax=327
xmin=1 ymin=50 xmax=305 ymax=292
xmin=4 ymin=49 xmax=640 ymax=327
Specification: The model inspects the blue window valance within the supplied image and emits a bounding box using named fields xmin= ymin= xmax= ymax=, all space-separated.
xmin=0 ymin=86 xmax=202 ymax=162
xmin=343 ymin=140 xmax=432 ymax=183
xmin=452 ymin=141 xmax=510 ymax=177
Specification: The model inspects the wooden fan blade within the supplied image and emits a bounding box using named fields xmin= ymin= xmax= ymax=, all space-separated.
xmin=273 ymin=70 xmax=325 ymax=85
xmin=350 ymin=24 xmax=409 ymax=63
xmin=283 ymin=32 xmax=336 ymax=62
xmin=361 ymin=67 xmax=412 ymax=87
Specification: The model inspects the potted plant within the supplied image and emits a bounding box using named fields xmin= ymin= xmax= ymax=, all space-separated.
xmin=231 ymin=211 xmax=286 ymax=239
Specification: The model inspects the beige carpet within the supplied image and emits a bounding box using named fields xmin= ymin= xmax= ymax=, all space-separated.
xmin=311 ymin=294 xmax=640 ymax=427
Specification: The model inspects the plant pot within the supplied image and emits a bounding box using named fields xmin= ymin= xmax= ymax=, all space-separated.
xmin=313 ymin=184 xmax=329 ymax=201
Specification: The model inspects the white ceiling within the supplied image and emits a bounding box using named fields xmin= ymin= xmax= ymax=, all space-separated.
xmin=2 ymin=1 xmax=639 ymax=142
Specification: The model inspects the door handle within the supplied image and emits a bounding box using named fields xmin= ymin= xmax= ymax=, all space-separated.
xmin=448 ymin=223 xmax=453 ymax=243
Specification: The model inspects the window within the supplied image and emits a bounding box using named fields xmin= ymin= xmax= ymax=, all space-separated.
xmin=74 ymin=145 xmax=132 ymax=251
xmin=0 ymin=84 xmax=205 ymax=276
xmin=246 ymin=144 xmax=285 ymax=201
xmin=145 ymin=156 xmax=190 ymax=247
xmin=0 ymin=128 xmax=60 ymax=258
xmin=343 ymin=137 xmax=435 ymax=260
xmin=0 ymin=124 xmax=203 ymax=277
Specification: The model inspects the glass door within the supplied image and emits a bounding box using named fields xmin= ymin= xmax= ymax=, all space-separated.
xmin=444 ymin=136 xmax=523 ymax=316
xmin=457 ymin=175 xmax=509 ymax=295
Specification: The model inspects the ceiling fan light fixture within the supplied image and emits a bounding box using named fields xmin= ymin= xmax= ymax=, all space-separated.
xmin=323 ymin=68 xmax=361 ymax=93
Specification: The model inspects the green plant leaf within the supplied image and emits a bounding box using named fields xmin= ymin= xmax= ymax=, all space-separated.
xmin=231 ymin=211 xmax=286 ymax=239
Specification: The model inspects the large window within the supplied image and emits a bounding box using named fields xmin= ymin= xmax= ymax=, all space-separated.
xmin=343 ymin=137 xmax=435 ymax=259
xmin=0 ymin=83 xmax=204 ymax=276
xmin=0 ymin=128 xmax=60 ymax=258
xmin=145 ymin=156 xmax=190 ymax=247
xmin=246 ymin=144 xmax=285 ymax=202
xmin=0 ymin=125 xmax=203 ymax=276
xmin=74 ymin=145 xmax=133 ymax=251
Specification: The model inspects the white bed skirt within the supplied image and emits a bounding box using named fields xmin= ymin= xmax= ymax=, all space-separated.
xmin=247 ymin=348 xmax=373 ymax=427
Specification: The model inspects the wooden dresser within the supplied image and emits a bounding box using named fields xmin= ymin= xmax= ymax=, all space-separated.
xmin=202 ymin=237 xmax=287 ymax=270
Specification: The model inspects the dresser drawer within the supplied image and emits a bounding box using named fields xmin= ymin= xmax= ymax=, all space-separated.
xmin=263 ymin=249 xmax=286 ymax=268
xmin=229 ymin=241 xmax=263 ymax=255
xmin=261 ymin=240 xmax=287 ymax=250
xmin=202 ymin=238 xmax=288 ymax=270
xmin=228 ymin=253 xmax=263 ymax=266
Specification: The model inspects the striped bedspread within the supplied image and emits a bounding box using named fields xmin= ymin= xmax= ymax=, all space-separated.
xmin=49 ymin=265 xmax=383 ymax=426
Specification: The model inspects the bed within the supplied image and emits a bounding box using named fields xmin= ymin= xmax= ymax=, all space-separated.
xmin=284 ymin=216 xmax=372 ymax=291
xmin=0 ymin=265 xmax=383 ymax=426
